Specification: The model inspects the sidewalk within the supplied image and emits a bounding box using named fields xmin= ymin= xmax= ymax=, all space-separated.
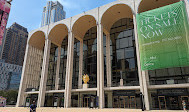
xmin=0 ymin=107 xmax=185 ymax=112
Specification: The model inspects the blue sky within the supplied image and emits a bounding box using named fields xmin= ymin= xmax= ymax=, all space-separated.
xmin=7 ymin=0 xmax=116 ymax=32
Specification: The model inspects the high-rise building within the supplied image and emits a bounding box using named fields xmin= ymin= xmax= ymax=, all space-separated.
xmin=41 ymin=1 xmax=66 ymax=27
xmin=0 ymin=59 xmax=22 ymax=90
xmin=0 ymin=0 xmax=11 ymax=57
xmin=1 ymin=22 xmax=28 ymax=66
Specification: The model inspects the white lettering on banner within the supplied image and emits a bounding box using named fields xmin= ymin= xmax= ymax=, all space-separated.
xmin=139 ymin=11 xmax=178 ymax=39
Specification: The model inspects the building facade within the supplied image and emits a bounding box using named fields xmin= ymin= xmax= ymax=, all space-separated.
xmin=0 ymin=59 xmax=22 ymax=90
xmin=41 ymin=1 xmax=66 ymax=27
xmin=17 ymin=0 xmax=189 ymax=110
xmin=1 ymin=22 xmax=28 ymax=66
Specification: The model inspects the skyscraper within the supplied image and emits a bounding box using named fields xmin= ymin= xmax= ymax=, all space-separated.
xmin=1 ymin=22 xmax=28 ymax=66
xmin=41 ymin=1 xmax=66 ymax=27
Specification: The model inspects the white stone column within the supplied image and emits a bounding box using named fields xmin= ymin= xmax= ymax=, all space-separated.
xmin=133 ymin=14 xmax=150 ymax=110
xmin=16 ymin=44 xmax=30 ymax=107
xmin=55 ymin=46 xmax=61 ymax=90
xmin=97 ymin=23 xmax=105 ymax=109
xmin=78 ymin=40 xmax=83 ymax=89
xmin=64 ymin=31 xmax=74 ymax=108
xmin=107 ymin=91 xmax=113 ymax=108
xmin=106 ymin=33 xmax=111 ymax=87
xmin=142 ymin=71 xmax=150 ymax=110
xmin=184 ymin=0 xmax=189 ymax=20
xmin=37 ymin=39 xmax=51 ymax=107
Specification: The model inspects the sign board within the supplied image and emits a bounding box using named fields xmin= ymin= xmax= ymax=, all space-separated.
xmin=137 ymin=1 xmax=189 ymax=70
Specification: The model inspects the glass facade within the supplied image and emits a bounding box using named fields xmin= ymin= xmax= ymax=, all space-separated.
xmin=110 ymin=18 xmax=139 ymax=87
xmin=45 ymin=93 xmax=64 ymax=107
xmin=59 ymin=37 xmax=68 ymax=90
xmin=72 ymin=39 xmax=80 ymax=89
xmin=149 ymin=67 xmax=189 ymax=85
xmin=46 ymin=43 xmax=58 ymax=90
xmin=83 ymin=26 xmax=97 ymax=88
xmin=149 ymin=88 xmax=189 ymax=110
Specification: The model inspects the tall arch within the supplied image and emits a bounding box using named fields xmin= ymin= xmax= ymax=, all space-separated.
xmin=72 ymin=15 xmax=97 ymax=40
xmin=28 ymin=31 xmax=46 ymax=50
xmin=101 ymin=4 xmax=134 ymax=33
xmin=48 ymin=24 xmax=69 ymax=46
xmin=138 ymin=0 xmax=180 ymax=13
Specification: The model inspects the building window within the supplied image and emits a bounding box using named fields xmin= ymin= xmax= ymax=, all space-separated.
xmin=83 ymin=26 xmax=97 ymax=88
xmin=46 ymin=43 xmax=58 ymax=90
xmin=59 ymin=37 xmax=68 ymax=90
xmin=149 ymin=67 xmax=189 ymax=85
xmin=72 ymin=39 xmax=80 ymax=89
xmin=110 ymin=18 xmax=139 ymax=87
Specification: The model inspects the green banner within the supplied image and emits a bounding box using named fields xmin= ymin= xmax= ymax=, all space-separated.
xmin=136 ymin=1 xmax=189 ymax=70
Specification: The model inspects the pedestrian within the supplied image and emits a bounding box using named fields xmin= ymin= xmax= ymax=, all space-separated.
xmin=30 ymin=101 xmax=37 ymax=112
xmin=182 ymin=100 xmax=188 ymax=112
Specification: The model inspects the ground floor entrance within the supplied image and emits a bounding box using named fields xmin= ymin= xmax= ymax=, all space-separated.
xmin=150 ymin=88 xmax=189 ymax=110
xmin=112 ymin=96 xmax=137 ymax=108
xmin=71 ymin=92 xmax=97 ymax=108
xmin=105 ymin=90 xmax=141 ymax=109
xmin=44 ymin=93 xmax=64 ymax=107
xmin=25 ymin=94 xmax=38 ymax=107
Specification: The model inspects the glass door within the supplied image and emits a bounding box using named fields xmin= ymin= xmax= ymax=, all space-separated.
xmin=83 ymin=97 xmax=90 ymax=107
xmin=25 ymin=97 xmax=30 ymax=107
xmin=169 ymin=96 xmax=179 ymax=110
xmin=130 ymin=96 xmax=136 ymax=108
xmin=124 ymin=96 xmax=130 ymax=108
xmin=119 ymin=96 xmax=130 ymax=108
xmin=113 ymin=96 xmax=119 ymax=108
xmin=119 ymin=96 xmax=125 ymax=108
xmin=158 ymin=96 xmax=167 ymax=110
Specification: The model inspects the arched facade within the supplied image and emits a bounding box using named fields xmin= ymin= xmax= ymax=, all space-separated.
xmin=17 ymin=0 xmax=189 ymax=110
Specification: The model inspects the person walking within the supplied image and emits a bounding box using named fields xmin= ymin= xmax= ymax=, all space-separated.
xmin=30 ymin=101 xmax=37 ymax=112
xmin=182 ymin=100 xmax=188 ymax=112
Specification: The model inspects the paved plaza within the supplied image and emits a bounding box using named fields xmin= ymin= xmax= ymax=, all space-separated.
xmin=0 ymin=108 xmax=185 ymax=112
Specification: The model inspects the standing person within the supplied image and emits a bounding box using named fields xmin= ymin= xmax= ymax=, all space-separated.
xmin=30 ymin=101 xmax=37 ymax=112
xmin=182 ymin=100 xmax=188 ymax=112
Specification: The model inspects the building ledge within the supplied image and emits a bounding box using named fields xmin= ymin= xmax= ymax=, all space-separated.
xmin=71 ymin=88 xmax=97 ymax=92
xmin=104 ymin=86 xmax=140 ymax=91
xmin=148 ymin=83 xmax=189 ymax=89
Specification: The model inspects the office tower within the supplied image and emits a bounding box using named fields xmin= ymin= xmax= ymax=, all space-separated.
xmin=0 ymin=0 xmax=11 ymax=57
xmin=41 ymin=1 xmax=66 ymax=27
xmin=1 ymin=22 xmax=28 ymax=66
xmin=0 ymin=59 xmax=22 ymax=90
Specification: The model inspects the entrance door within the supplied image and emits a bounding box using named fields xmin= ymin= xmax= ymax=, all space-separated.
xmin=158 ymin=96 xmax=167 ymax=110
xmin=25 ymin=97 xmax=30 ymax=107
xmin=169 ymin=96 xmax=179 ymax=110
xmin=119 ymin=96 xmax=129 ymax=108
xmin=130 ymin=96 xmax=136 ymax=108
xmin=83 ymin=97 xmax=90 ymax=107
xmin=119 ymin=96 xmax=125 ymax=108
xmin=113 ymin=96 xmax=119 ymax=108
